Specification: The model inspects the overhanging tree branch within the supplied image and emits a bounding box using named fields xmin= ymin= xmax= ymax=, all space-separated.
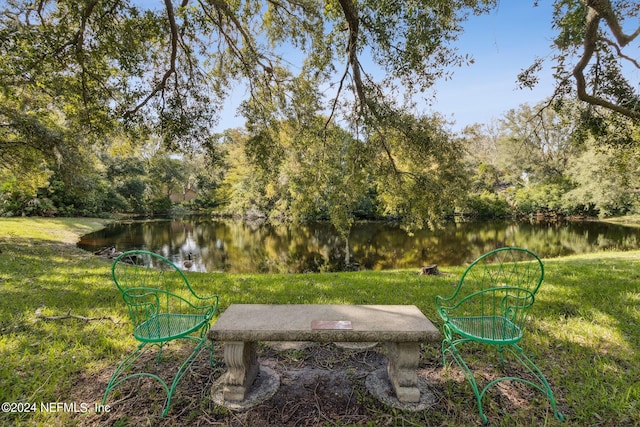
xmin=585 ymin=0 xmax=640 ymax=46
xmin=207 ymin=0 xmax=274 ymax=75
xmin=338 ymin=0 xmax=366 ymax=109
xmin=573 ymin=0 xmax=640 ymax=120
xmin=124 ymin=0 xmax=182 ymax=118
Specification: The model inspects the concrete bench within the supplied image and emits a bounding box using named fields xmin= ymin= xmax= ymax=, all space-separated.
xmin=207 ymin=304 xmax=440 ymax=404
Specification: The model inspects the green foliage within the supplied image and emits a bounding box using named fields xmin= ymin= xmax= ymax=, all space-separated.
xmin=148 ymin=156 xmax=189 ymax=198
xmin=368 ymin=112 xmax=469 ymax=230
xmin=463 ymin=191 xmax=510 ymax=219
xmin=1 ymin=1 xmax=639 ymax=224
xmin=564 ymin=143 xmax=640 ymax=217
xmin=0 ymin=0 xmax=502 ymax=228
xmin=514 ymin=183 xmax=568 ymax=216
xmin=461 ymin=100 xmax=640 ymax=219
xmin=472 ymin=163 xmax=501 ymax=192
xmin=213 ymin=111 xmax=468 ymax=233
xmin=1 ymin=0 xmax=638 ymax=226
xmin=0 ymin=172 xmax=50 ymax=216
xmin=149 ymin=195 xmax=173 ymax=216
xmin=0 ymin=0 xmax=501 ymax=163
xmin=2 ymin=95 xmax=638 ymax=224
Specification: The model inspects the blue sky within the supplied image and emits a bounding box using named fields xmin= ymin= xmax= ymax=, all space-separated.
xmin=428 ymin=1 xmax=557 ymax=130
xmin=214 ymin=1 xmax=559 ymax=133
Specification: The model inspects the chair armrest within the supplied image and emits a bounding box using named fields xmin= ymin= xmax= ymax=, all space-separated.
xmin=180 ymin=294 xmax=218 ymax=316
xmin=123 ymin=288 xmax=217 ymax=319
xmin=437 ymin=287 xmax=535 ymax=324
xmin=499 ymin=288 xmax=535 ymax=322
xmin=122 ymin=289 xmax=161 ymax=326
xmin=189 ymin=294 xmax=219 ymax=318
xmin=435 ymin=295 xmax=452 ymax=321
xmin=193 ymin=293 xmax=219 ymax=303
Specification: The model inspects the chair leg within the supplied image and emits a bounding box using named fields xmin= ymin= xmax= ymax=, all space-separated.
xmin=505 ymin=345 xmax=565 ymax=422
xmin=104 ymin=336 xmax=217 ymax=418
xmin=207 ymin=340 xmax=217 ymax=368
xmin=162 ymin=336 xmax=211 ymax=417
xmin=156 ymin=342 xmax=164 ymax=363
xmin=102 ymin=343 xmax=170 ymax=408
xmin=442 ymin=340 xmax=564 ymax=424
xmin=198 ymin=323 xmax=217 ymax=368
xmin=441 ymin=324 xmax=454 ymax=366
xmin=497 ymin=345 xmax=506 ymax=367
xmin=442 ymin=338 xmax=489 ymax=424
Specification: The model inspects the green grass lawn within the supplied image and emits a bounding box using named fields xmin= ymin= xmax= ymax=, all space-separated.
xmin=0 ymin=218 xmax=639 ymax=426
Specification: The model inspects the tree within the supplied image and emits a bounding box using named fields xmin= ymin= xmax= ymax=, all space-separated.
xmin=564 ymin=135 xmax=640 ymax=216
xmin=261 ymin=115 xmax=372 ymax=237
xmin=461 ymin=121 xmax=502 ymax=190
xmin=369 ymin=112 xmax=469 ymax=230
xmin=1 ymin=0 xmax=498 ymax=226
xmin=522 ymin=0 xmax=640 ymax=124
xmin=461 ymin=98 xmax=640 ymax=217
xmin=103 ymin=155 xmax=148 ymax=213
xmin=0 ymin=93 xmax=67 ymax=214
xmin=148 ymin=154 xmax=189 ymax=197
xmin=498 ymin=102 xmax=583 ymax=184
xmin=213 ymin=128 xmax=276 ymax=217
xmin=5 ymin=1 xmax=637 ymax=223
xmin=0 ymin=0 xmax=496 ymax=139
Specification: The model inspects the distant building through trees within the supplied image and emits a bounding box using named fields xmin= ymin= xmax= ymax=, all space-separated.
xmin=169 ymin=184 xmax=198 ymax=203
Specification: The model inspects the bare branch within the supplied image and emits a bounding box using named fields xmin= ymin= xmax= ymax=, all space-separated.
xmin=573 ymin=2 xmax=640 ymax=120
xmin=124 ymin=0 xmax=181 ymax=118
xmin=337 ymin=0 xmax=366 ymax=108
xmin=585 ymin=0 xmax=640 ymax=46
xmin=601 ymin=37 xmax=640 ymax=69
xmin=325 ymin=63 xmax=350 ymax=128
xmin=34 ymin=307 xmax=122 ymax=324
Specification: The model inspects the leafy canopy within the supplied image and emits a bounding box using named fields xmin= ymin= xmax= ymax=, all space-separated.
xmin=2 ymin=0 xmax=639 ymax=227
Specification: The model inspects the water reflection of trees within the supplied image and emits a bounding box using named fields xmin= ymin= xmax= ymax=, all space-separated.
xmin=77 ymin=219 xmax=640 ymax=273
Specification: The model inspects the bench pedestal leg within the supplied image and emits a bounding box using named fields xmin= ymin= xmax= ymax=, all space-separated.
xmin=222 ymin=341 xmax=259 ymax=401
xmin=386 ymin=342 xmax=420 ymax=402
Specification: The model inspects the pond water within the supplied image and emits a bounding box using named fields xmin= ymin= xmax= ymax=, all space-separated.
xmin=77 ymin=218 xmax=640 ymax=273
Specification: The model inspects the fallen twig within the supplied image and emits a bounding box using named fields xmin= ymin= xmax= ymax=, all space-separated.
xmin=34 ymin=307 xmax=122 ymax=324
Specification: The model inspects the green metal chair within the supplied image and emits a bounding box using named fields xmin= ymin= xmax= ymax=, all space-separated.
xmin=435 ymin=247 xmax=563 ymax=424
xmin=102 ymin=250 xmax=218 ymax=417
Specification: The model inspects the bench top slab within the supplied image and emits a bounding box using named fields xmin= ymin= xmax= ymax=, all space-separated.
xmin=208 ymin=304 xmax=440 ymax=343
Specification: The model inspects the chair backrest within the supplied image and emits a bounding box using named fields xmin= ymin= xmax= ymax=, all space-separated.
xmin=112 ymin=250 xmax=207 ymax=328
xmin=458 ymin=247 xmax=544 ymax=296
xmin=436 ymin=247 xmax=544 ymax=335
